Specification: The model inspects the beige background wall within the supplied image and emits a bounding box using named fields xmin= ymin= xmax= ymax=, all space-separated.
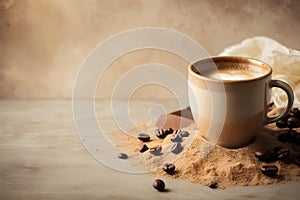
xmin=0 ymin=0 xmax=299 ymax=99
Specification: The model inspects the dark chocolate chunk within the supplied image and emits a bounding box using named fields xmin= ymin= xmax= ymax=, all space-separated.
xmin=171 ymin=133 xmax=182 ymax=142
xmin=155 ymin=107 xmax=194 ymax=130
xmin=139 ymin=144 xmax=149 ymax=153
xmin=171 ymin=142 xmax=183 ymax=154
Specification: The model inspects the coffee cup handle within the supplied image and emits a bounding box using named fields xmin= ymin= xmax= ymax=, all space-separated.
xmin=263 ymin=80 xmax=294 ymax=125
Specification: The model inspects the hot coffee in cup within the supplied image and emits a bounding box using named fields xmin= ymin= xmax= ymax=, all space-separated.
xmin=206 ymin=68 xmax=264 ymax=81
xmin=188 ymin=56 xmax=294 ymax=148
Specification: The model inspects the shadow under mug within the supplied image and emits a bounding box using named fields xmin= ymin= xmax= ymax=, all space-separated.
xmin=188 ymin=56 xmax=294 ymax=148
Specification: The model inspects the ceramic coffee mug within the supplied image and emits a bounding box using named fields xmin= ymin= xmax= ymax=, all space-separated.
xmin=188 ymin=56 xmax=294 ymax=148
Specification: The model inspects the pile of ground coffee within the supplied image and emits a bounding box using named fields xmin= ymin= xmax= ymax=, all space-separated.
xmin=110 ymin=109 xmax=300 ymax=188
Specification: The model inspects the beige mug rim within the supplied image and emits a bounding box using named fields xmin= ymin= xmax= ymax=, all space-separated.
xmin=188 ymin=56 xmax=272 ymax=84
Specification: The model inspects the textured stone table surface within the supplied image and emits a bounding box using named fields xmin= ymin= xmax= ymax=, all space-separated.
xmin=0 ymin=100 xmax=299 ymax=200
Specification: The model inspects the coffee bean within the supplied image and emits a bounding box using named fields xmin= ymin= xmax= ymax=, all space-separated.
xmin=272 ymin=146 xmax=283 ymax=153
xmin=180 ymin=131 xmax=189 ymax=137
xmin=261 ymin=165 xmax=278 ymax=176
xmin=287 ymin=132 xmax=296 ymax=143
xmin=276 ymin=119 xmax=287 ymax=128
xmin=254 ymin=150 xmax=271 ymax=161
xmin=278 ymin=130 xmax=297 ymax=143
xmin=139 ymin=144 xmax=149 ymax=153
xmin=162 ymin=163 xmax=176 ymax=174
xmin=165 ymin=128 xmax=174 ymax=135
xmin=287 ymin=117 xmax=300 ymax=128
xmin=149 ymin=146 xmax=162 ymax=155
xmin=269 ymin=150 xmax=279 ymax=161
xmin=281 ymin=129 xmax=300 ymax=145
xmin=277 ymin=134 xmax=289 ymax=143
xmin=289 ymin=129 xmax=298 ymax=135
xmin=153 ymin=179 xmax=165 ymax=192
xmin=277 ymin=148 xmax=289 ymax=160
xmin=171 ymin=133 xmax=182 ymax=142
xmin=138 ymin=133 xmax=150 ymax=142
xmin=208 ymin=182 xmax=218 ymax=189
xmin=171 ymin=142 xmax=183 ymax=154
xmin=156 ymin=129 xmax=166 ymax=139
xmin=294 ymin=134 xmax=300 ymax=146
xmin=118 ymin=153 xmax=128 ymax=159
xmin=291 ymin=108 xmax=300 ymax=118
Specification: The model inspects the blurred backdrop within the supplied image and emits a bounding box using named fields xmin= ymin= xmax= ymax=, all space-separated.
xmin=0 ymin=0 xmax=299 ymax=99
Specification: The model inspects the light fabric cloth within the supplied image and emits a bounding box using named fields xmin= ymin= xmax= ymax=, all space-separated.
xmin=219 ymin=36 xmax=300 ymax=108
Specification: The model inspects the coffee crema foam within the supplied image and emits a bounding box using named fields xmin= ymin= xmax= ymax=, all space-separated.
xmin=207 ymin=69 xmax=264 ymax=81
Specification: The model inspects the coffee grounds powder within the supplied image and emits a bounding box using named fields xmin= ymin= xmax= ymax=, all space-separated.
xmin=109 ymin=111 xmax=300 ymax=188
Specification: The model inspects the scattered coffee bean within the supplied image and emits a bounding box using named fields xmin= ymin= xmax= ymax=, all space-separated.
xmin=118 ymin=153 xmax=128 ymax=159
xmin=139 ymin=144 xmax=149 ymax=153
xmin=277 ymin=133 xmax=289 ymax=143
xmin=180 ymin=131 xmax=189 ymax=137
xmin=171 ymin=142 xmax=183 ymax=154
xmin=208 ymin=182 xmax=218 ymax=189
xmin=261 ymin=165 xmax=278 ymax=176
xmin=171 ymin=133 xmax=182 ymax=142
xmin=163 ymin=163 xmax=176 ymax=174
xmin=254 ymin=150 xmax=271 ymax=161
xmin=276 ymin=148 xmax=289 ymax=160
xmin=290 ymin=129 xmax=299 ymax=136
xmin=138 ymin=133 xmax=150 ymax=142
xmin=275 ymin=107 xmax=300 ymax=130
xmin=153 ymin=179 xmax=165 ymax=192
xmin=277 ymin=130 xmax=297 ymax=143
xmin=269 ymin=150 xmax=279 ymax=161
xmin=291 ymin=108 xmax=300 ymax=117
xmin=272 ymin=146 xmax=283 ymax=153
xmin=156 ymin=129 xmax=166 ymax=139
xmin=150 ymin=146 xmax=162 ymax=155
xmin=287 ymin=117 xmax=300 ymax=128
xmin=294 ymin=133 xmax=300 ymax=146
xmin=276 ymin=119 xmax=287 ymax=128
xmin=165 ymin=128 xmax=174 ymax=135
